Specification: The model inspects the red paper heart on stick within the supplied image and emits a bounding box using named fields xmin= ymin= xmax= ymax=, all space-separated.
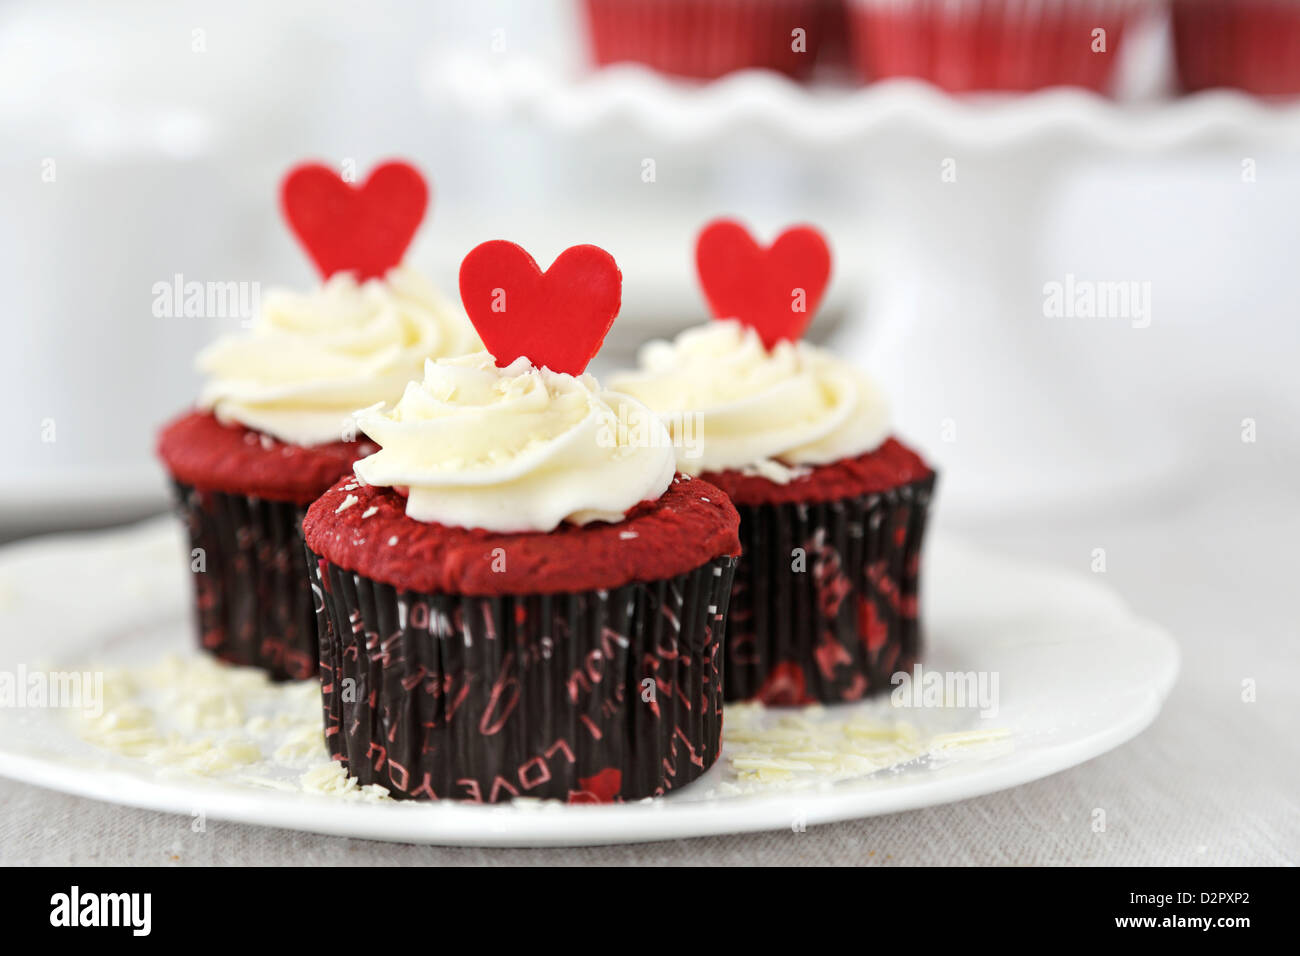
xmin=458 ymin=241 xmax=621 ymax=376
xmin=695 ymin=219 xmax=832 ymax=349
xmin=280 ymin=160 xmax=428 ymax=281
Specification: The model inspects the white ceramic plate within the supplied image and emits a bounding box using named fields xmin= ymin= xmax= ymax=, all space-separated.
xmin=0 ymin=519 xmax=1177 ymax=847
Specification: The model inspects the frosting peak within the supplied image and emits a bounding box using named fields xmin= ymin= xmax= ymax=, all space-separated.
xmin=609 ymin=320 xmax=890 ymax=477
xmin=353 ymin=353 xmax=676 ymax=533
xmin=197 ymin=265 xmax=480 ymax=446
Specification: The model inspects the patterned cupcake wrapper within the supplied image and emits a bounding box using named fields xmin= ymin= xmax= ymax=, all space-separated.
xmin=724 ymin=475 xmax=935 ymax=705
xmin=170 ymin=481 xmax=318 ymax=681
xmin=307 ymin=551 xmax=738 ymax=803
xmin=584 ymin=0 xmax=827 ymax=80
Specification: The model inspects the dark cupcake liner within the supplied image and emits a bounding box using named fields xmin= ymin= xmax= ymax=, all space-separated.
xmin=724 ymin=474 xmax=935 ymax=704
xmin=306 ymin=550 xmax=738 ymax=803
xmin=170 ymin=481 xmax=317 ymax=681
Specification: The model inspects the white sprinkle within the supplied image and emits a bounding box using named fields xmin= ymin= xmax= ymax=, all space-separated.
xmin=928 ymin=728 xmax=1012 ymax=751
xmin=361 ymin=506 xmax=378 ymax=519
xmin=619 ymin=531 xmax=638 ymax=540
xmin=259 ymin=434 xmax=275 ymax=451
xmin=335 ymin=494 xmax=359 ymax=514
xmin=701 ymin=497 xmax=710 ymax=502
xmin=387 ymin=536 xmax=399 ymax=546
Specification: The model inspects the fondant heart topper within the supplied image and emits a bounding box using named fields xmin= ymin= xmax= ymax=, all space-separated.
xmin=695 ymin=218 xmax=832 ymax=349
xmin=281 ymin=160 xmax=428 ymax=281
xmin=459 ymin=240 xmax=621 ymax=376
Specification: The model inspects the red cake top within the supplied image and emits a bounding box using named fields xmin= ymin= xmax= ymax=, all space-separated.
xmin=156 ymin=410 xmax=375 ymax=504
xmin=701 ymin=438 xmax=933 ymax=508
xmin=303 ymin=473 xmax=740 ymax=595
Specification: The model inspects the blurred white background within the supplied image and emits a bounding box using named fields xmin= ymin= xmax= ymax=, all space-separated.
xmin=3 ymin=0 xmax=1298 ymax=538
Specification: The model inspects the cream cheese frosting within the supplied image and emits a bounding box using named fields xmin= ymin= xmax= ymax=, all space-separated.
xmin=353 ymin=353 xmax=677 ymax=533
xmin=608 ymin=319 xmax=890 ymax=478
xmin=197 ymin=265 xmax=480 ymax=446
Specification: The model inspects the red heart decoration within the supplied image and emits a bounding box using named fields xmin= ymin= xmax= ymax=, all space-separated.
xmin=695 ymin=219 xmax=832 ymax=349
xmin=280 ymin=160 xmax=428 ymax=281
xmin=567 ymin=767 xmax=623 ymax=804
xmin=458 ymin=240 xmax=621 ymax=376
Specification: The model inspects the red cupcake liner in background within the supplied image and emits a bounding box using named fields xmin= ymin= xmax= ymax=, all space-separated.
xmin=582 ymin=0 xmax=828 ymax=80
xmin=1173 ymin=0 xmax=1300 ymax=96
xmin=817 ymin=0 xmax=855 ymax=74
xmin=171 ymin=482 xmax=317 ymax=680
xmin=846 ymin=0 xmax=1142 ymax=93
xmin=717 ymin=471 xmax=935 ymax=705
xmin=308 ymin=551 xmax=737 ymax=802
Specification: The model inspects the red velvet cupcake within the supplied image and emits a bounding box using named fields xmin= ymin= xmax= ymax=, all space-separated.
xmin=845 ymin=0 xmax=1146 ymax=93
xmin=610 ymin=219 xmax=936 ymax=704
xmin=1173 ymin=0 xmax=1300 ymax=96
xmin=697 ymin=438 xmax=934 ymax=705
xmin=302 ymin=242 xmax=741 ymax=803
xmin=582 ymin=0 xmax=829 ymax=80
xmin=157 ymin=160 xmax=479 ymax=679
xmin=157 ymin=414 xmax=377 ymax=680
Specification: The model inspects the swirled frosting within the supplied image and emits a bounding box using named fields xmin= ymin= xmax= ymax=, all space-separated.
xmin=197 ymin=265 xmax=480 ymax=446
xmin=608 ymin=320 xmax=889 ymax=478
xmin=353 ymin=353 xmax=677 ymax=533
